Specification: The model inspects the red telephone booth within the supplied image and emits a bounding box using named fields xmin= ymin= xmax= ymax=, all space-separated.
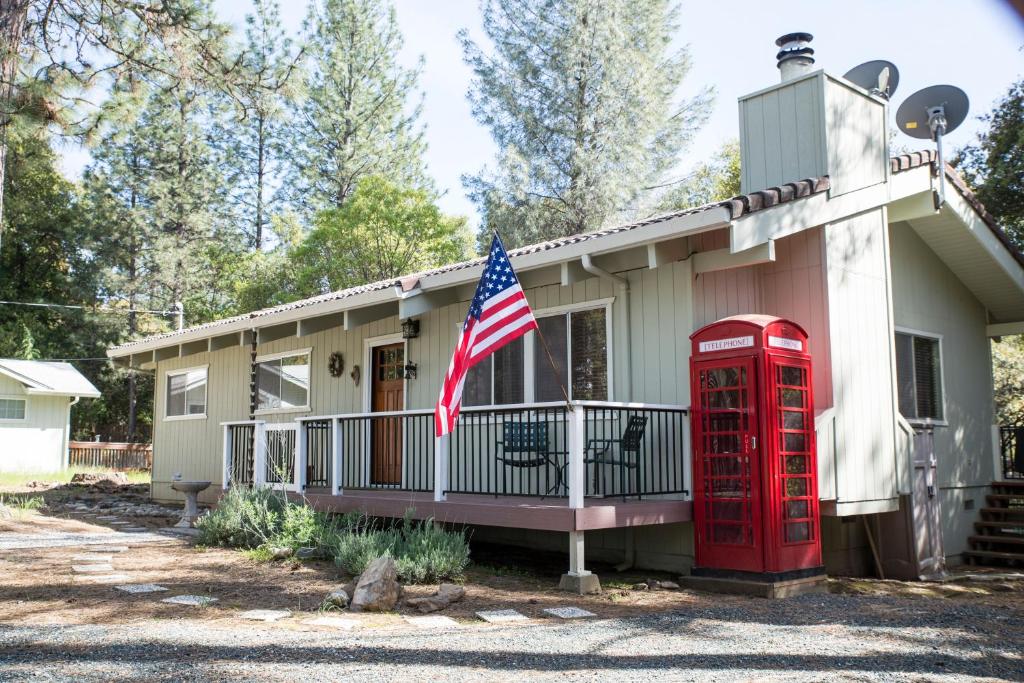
xmin=689 ymin=315 xmax=823 ymax=578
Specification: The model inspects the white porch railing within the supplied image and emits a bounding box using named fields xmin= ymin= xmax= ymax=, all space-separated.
xmin=222 ymin=400 xmax=691 ymax=507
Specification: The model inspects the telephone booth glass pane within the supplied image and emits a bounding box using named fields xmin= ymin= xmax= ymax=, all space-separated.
xmin=775 ymin=363 xmax=814 ymax=545
xmin=699 ymin=364 xmax=754 ymax=547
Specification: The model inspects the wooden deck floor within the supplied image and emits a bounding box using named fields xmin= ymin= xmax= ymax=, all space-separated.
xmin=299 ymin=490 xmax=692 ymax=532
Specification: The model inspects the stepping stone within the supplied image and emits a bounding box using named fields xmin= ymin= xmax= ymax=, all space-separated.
xmin=115 ymin=584 xmax=168 ymax=594
xmin=305 ymin=616 xmax=359 ymax=630
xmin=72 ymin=564 xmax=114 ymax=573
xmin=70 ymin=554 xmax=113 ymax=563
xmin=238 ymin=609 xmax=291 ymax=622
xmin=96 ymin=516 xmax=119 ymax=521
xmin=404 ymin=615 xmax=460 ymax=629
xmin=162 ymin=595 xmax=218 ymax=607
xmin=76 ymin=574 xmax=132 ymax=584
xmin=120 ymin=527 xmax=148 ymax=533
xmin=476 ymin=609 xmax=530 ymax=624
xmin=90 ymin=545 xmax=130 ymax=553
xmin=543 ymin=606 xmax=596 ymax=619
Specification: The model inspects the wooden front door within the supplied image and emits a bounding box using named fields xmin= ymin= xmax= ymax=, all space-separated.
xmin=371 ymin=342 xmax=405 ymax=485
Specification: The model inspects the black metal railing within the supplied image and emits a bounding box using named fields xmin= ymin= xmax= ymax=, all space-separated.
xmin=582 ymin=404 xmax=689 ymax=499
xmin=227 ymin=423 xmax=255 ymax=485
xmin=1001 ymin=426 xmax=1024 ymax=480
xmin=304 ymin=420 xmax=332 ymax=488
xmin=331 ymin=411 xmax=436 ymax=492
xmin=448 ymin=404 xmax=570 ymax=497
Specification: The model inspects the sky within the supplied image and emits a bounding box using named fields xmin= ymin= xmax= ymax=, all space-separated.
xmin=56 ymin=0 xmax=1024 ymax=227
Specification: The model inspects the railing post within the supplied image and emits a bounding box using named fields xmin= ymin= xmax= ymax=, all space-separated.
xmin=434 ymin=433 xmax=449 ymax=502
xmin=296 ymin=420 xmax=308 ymax=492
xmin=222 ymin=425 xmax=231 ymax=490
xmin=331 ymin=418 xmax=343 ymax=496
xmin=253 ymin=422 xmax=267 ymax=487
xmin=569 ymin=403 xmax=585 ymax=509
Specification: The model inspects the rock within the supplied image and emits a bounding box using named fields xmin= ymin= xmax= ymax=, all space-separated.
xmin=406 ymin=583 xmax=465 ymax=614
xmin=322 ymin=589 xmax=350 ymax=610
xmin=295 ymin=547 xmax=320 ymax=560
xmin=342 ymin=581 xmax=357 ymax=598
xmin=631 ymin=582 xmax=649 ymax=591
xmin=349 ymin=556 xmax=401 ymax=612
xmin=657 ymin=581 xmax=680 ymax=590
xmin=269 ymin=546 xmax=293 ymax=560
xmin=70 ymin=472 xmax=129 ymax=487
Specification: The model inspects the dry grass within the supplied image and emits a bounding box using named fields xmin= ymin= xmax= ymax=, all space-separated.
xmin=0 ymin=467 xmax=150 ymax=490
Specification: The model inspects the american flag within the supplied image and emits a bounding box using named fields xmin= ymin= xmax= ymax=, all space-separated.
xmin=434 ymin=234 xmax=538 ymax=436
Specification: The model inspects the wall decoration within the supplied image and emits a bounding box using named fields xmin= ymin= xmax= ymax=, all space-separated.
xmin=328 ymin=352 xmax=345 ymax=378
xmin=350 ymin=364 xmax=361 ymax=387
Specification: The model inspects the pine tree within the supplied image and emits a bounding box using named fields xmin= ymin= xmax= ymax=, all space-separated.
xmin=213 ymin=0 xmax=300 ymax=250
xmin=289 ymin=0 xmax=429 ymax=212
xmin=658 ymin=140 xmax=740 ymax=212
xmin=461 ymin=0 xmax=711 ymax=247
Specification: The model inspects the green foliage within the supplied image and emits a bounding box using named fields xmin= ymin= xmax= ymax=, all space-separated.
xmin=288 ymin=0 xmax=429 ymax=212
xmin=461 ymin=0 xmax=712 ymax=246
xmin=993 ymin=337 xmax=1024 ymax=426
xmin=658 ymin=140 xmax=741 ymax=212
xmin=198 ymin=488 xmax=470 ymax=584
xmin=954 ymin=78 xmax=1024 ymax=248
xmin=0 ymin=494 xmax=45 ymax=512
xmin=289 ymin=175 xmax=473 ymax=296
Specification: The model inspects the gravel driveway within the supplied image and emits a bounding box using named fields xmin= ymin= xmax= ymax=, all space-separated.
xmin=2 ymin=592 xmax=1023 ymax=682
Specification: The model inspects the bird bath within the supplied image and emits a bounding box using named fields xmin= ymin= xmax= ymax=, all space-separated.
xmin=170 ymin=480 xmax=211 ymax=528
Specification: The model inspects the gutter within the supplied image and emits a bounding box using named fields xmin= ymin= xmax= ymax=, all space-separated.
xmin=581 ymin=254 xmax=632 ymax=400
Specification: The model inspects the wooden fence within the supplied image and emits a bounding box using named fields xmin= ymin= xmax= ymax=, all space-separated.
xmin=69 ymin=442 xmax=153 ymax=471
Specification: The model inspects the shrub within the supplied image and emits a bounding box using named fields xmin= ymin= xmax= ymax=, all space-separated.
xmin=196 ymin=486 xmax=286 ymax=548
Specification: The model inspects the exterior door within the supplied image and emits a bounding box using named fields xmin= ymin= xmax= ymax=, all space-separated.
xmin=911 ymin=428 xmax=945 ymax=578
xmin=692 ymin=356 xmax=763 ymax=572
xmin=371 ymin=342 xmax=405 ymax=486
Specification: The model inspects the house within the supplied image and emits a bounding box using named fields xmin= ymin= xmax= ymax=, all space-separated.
xmin=107 ymin=36 xmax=1024 ymax=587
xmin=0 ymin=359 xmax=101 ymax=472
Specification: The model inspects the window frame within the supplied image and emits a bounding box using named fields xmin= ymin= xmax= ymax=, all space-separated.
xmin=0 ymin=395 xmax=28 ymax=422
xmin=894 ymin=327 xmax=947 ymax=426
xmin=254 ymin=347 xmax=313 ymax=416
xmin=462 ymin=297 xmax=614 ymax=408
xmin=163 ymin=365 xmax=209 ymax=422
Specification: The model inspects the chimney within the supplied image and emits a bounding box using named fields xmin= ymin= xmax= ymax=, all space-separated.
xmin=738 ymin=33 xmax=889 ymax=197
xmin=775 ymin=32 xmax=815 ymax=82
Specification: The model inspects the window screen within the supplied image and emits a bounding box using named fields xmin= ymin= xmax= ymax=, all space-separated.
xmin=0 ymin=398 xmax=26 ymax=420
xmin=166 ymin=369 xmax=207 ymax=417
xmin=894 ymin=332 xmax=943 ymax=420
xmin=257 ymin=353 xmax=310 ymax=411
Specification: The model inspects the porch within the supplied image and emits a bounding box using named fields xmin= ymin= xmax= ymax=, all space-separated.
xmin=221 ymin=401 xmax=691 ymax=580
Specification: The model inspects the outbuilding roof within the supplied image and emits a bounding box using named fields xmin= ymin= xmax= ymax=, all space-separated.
xmin=0 ymin=360 xmax=101 ymax=398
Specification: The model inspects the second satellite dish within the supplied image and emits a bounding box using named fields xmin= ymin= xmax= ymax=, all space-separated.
xmin=844 ymin=60 xmax=900 ymax=100
xmin=895 ymin=85 xmax=969 ymax=140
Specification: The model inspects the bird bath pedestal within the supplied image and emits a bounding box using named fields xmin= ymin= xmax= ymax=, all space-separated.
xmin=170 ymin=480 xmax=211 ymax=528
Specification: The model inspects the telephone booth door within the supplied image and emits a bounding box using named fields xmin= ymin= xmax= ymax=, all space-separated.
xmin=691 ymin=356 xmax=764 ymax=572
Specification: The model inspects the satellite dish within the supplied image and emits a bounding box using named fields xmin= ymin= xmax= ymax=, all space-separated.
xmin=895 ymin=84 xmax=970 ymax=209
xmin=844 ymin=60 xmax=900 ymax=100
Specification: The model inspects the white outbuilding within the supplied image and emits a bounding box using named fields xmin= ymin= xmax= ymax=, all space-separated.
xmin=0 ymin=359 xmax=100 ymax=472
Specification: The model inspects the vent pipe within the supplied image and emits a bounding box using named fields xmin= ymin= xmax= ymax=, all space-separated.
xmin=776 ymin=32 xmax=815 ymax=82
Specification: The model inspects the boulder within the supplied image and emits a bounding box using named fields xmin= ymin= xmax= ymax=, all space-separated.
xmin=406 ymin=583 xmax=466 ymax=614
xmin=269 ymin=546 xmax=293 ymax=560
xmin=322 ymin=589 xmax=350 ymax=610
xmin=70 ymin=472 xmax=129 ymax=487
xmin=657 ymin=580 xmax=680 ymax=590
xmin=349 ymin=556 xmax=401 ymax=612
xmin=295 ymin=547 xmax=321 ymax=560
xmin=631 ymin=582 xmax=649 ymax=591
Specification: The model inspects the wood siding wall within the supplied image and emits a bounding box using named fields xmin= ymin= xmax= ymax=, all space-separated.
xmin=0 ymin=374 xmax=70 ymax=472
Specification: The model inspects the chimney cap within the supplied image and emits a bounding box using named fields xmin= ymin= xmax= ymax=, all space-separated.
xmin=775 ymin=32 xmax=815 ymax=74
xmin=775 ymin=32 xmax=813 ymax=47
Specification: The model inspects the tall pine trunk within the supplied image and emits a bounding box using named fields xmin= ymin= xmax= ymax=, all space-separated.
xmin=0 ymin=0 xmax=29 ymax=251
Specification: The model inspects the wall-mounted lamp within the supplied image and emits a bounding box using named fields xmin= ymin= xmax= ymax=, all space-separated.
xmin=403 ymin=362 xmax=418 ymax=380
xmin=401 ymin=318 xmax=420 ymax=339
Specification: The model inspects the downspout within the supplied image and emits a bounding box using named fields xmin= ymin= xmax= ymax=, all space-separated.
xmin=580 ymin=254 xmax=636 ymax=571
xmin=64 ymin=396 xmax=80 ymax=470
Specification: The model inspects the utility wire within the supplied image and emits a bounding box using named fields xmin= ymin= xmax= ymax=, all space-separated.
xmin=0 ymin=300 xmax=176 ymax=315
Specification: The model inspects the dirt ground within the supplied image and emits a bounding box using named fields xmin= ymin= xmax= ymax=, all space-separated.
xmin=2 ymin=482 xmax=1024 ymax=633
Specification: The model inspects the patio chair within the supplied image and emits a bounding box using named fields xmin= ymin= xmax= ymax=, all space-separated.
xmin=495 ymin=421 xmax=567 ymax=497
xmin=585 ymin=415 xmax=648 ymax=499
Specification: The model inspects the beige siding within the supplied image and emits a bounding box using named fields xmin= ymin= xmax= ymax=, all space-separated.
xmin=889 ymin=221 xmax=996 ymax=558
xmin=0 ymin=378 xmax=70 ymax=472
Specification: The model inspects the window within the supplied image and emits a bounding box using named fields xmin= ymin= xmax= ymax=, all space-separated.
xmin=464 ymin=304 xmax=609 ymax=406
xmin=895 ymin=332 xmax=943 ymax=421
xmin=165 ymin=367 xmax=207 ymax=419
xmin=256 ymin=350 xmax=310 ymax=412
xmin=0 ymin=397 xmax=26 ymax=421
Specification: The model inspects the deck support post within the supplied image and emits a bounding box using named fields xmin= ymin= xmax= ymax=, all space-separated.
xmin=221 ymin=425 xmax=231 ymax=490
xmin=331 ymin=418 xmax=343 ymax=496
xmin=568 ymin=403 xmax=585 ymax=509
xmin=296 ymin=420 xmax=308 ymax=492
xmin=559 ymin=530 xmax=601 ymax=594
xmin=434 ymin=434 xmax=449 ymax=502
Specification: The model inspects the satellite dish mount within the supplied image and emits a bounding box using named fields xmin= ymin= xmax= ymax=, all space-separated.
xmin=895 ymin=85 xmax=969 ymax=210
